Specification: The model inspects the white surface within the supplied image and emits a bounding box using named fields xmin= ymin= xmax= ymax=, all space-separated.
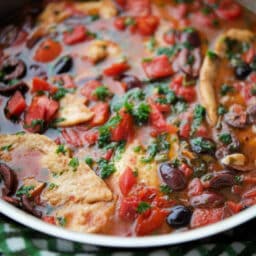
xmin=0 ymin=199 xmax=256 ymax=248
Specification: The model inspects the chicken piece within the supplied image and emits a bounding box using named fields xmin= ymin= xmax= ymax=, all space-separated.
xmin=56 ymin=93 xmax=94 ymax=127
xmin=86 ymin=40 xmax=121 ymax=63
xmin=0 ymin=134 xmax=114 ymax=233
xmin=199 ymin=54 xmax=220 ymax=127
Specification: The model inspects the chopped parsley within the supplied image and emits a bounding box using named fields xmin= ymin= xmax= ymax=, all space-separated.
xmin=191 ymin=104 xmax=205 ymax=135
xmin=124 ymin=17 xmax=136 ymax=26
xmin=160 ymin=184 xmax=172 ymax=195
xmin=68 ymin=157 xmax=79 ymax=171
xmin=48 ymin=183 xmax=58 ymax=190
xmin=190 ymin=137 xmax=216 ymax=155
xmin=56 ymin=144 xmax=67 ymax=154
xmin=173 ymin=101 xmax=188 ymax=114
xmin=52 ymin=87 xmax=74 ymax=101
xmin=0 ymin=144 xmax=12 ymax=151
xmin=207 ymin=50 xmax=218 ymax=60
xmin=218 ymin=133 xmax=232 ymax=145
xmin=220 ymin=84 xmax=234 ymax=96
xmin=85 ymin=157 xmax=94 ymax=167
xmin=137 ymin=202 xmax=151 ymax=214
xmin=16 ymin=185 xmax=35 ymax=197
xmin=146 ymin=37 xmax=157 ymax=51
xmin=97 ymin=159 xmax=116 ymax=179
xmin=218 ymin=105 xmax=227 ymax=115
xmin=131 ymin=102 xmax=151 ymax=125
xmin=93 ymin=86 xmax=111 ymax=101
xmin=57 ymin=216 xmax=67 ymax=227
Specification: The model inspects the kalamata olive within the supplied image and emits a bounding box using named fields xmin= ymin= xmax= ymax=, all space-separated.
xmin=190 ymin=192 xmax=224 ymax=208
xmin=0 ymin=58 xmax=26 ymax=81
xmin=235 ymin=63 xmax=252 ymax=80
xmin=159 ymin=163 xmax=187 ymax=191
xmin=21 ymin=195 xmax=42 ymax=218
xmin=53 ymin=55 xmax=73 ymax=74
xmin=0 ymin=81 xmax=28 ymax=95
xmin=0 ymin=163 xmax=17 ymax=196
xmin=119 ymin=74 xmax=142 ymax=90
xmin=208 ymin=171 xmax=235 ymax=189
xmin=180 ymin=30 xmax=201 ymax=48
xmin=166 ymin=205 xmax=192 ymax=228
xmin=190 ymin=137 xmax=216 ymax=155
xmin=29 ymin=64 xmax=47 ymax=79
xmin=247 ymin=105 xmax=256 ymax=124
xmin=2 ymin=195 xmax=20 ymax=206
xmin=224 ymin=104 xmax=247 ymax=129
xmin=0 ymin=25 xmax=18 ymax=47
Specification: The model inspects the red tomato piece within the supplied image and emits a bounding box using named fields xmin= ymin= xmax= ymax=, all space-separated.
xmin=63 ymin=25 xmax=87 ymax=45
xmin=226 ymin=201 xmax=242 ymax=214
xmin=62 ymin=128 xmax=83 ymax=147
xmin=215 ymin=0 xmax=242 ymax=20
xmin=24 ymin=96 xmax=59 ymax=133
xmin=90 ymin=102 xmax=110 ymax=126
xmin=80 ymin=80 xmax=102 ymax=101
xmin=111 ymin=111 xmax=134 ymax=141
xmin=32 ymin=77 xmax=57 ymax=94
xmin=195 ymin=125 xmax=208 ymax=138
xmin=114 ymin=17 xmax=126 ymax=30
xmin=163 ymin=30 xmax=176 ymax=45
xmin=104 ymin=149 xmax=114 ymax=161
xmin=83 ymin=130 xmax=99 ymax=145
xmin=190 ymin=208 xmax=224 ymax=228
xmin=5 ymin=91 xmax=26 ymax=118
xmin=188 ymin=178 xmax=203 ymax=197
xmin=149 ymin=102 xmax=177 ymax=134
xmin=119 ymin=197 xmax=139 ymax=221
xmin=179 ymin=121 xmax=191 ymax=138
xmin=143 ymin=55 xmax=173 ymax=79
xmin=180 ymin=163 xmax=193 ymax=177
xmin=126 ymin=0 xmax=151 ymax=16
xmin=103 ymin=62 xmax=130 ymax=76
xmin=136 ymin=15 xmax=159 ymax=36
xmin=242 ymin=47 xmax=255 ymax=64
xmin=42 ymin=216 xmax=56 ymax=225
xmin=34 ymin=39 xmax=62 ymax=63
xmin=135 ymin=208 xmax=167 ymax=236
xmin=119 ymin=167 xmax=137 ymax=196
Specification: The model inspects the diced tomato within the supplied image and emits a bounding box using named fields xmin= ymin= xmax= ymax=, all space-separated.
xmin=136 ymin=15 xmax=159 ymax=36
xmin=114 ymin=17 xmax=126 ymax=30
xmin=119 ymin=197 xmax=139 ymax=221
xmin=34 ymin=39 xmax=62 ymax=63
xmin=24 ymin=95 xmax=59 ymax=133
xmin=126 ymin=0 xmax=151 ymax=16
xmin=63 ymin=25 xmax=87 ymax=45
xmin=62 ymin=128 xmax=83 ymax=147
xmin=180 ymin=163 xmax=193 ymax=177
xmin=196 ymin=125 xmax=208 ymax=138
xmin=242 ymin=187 xmax=256 ymax=199
xmin=119 ymin=167 xmax=137 ymax=196
xmin=90 ymin=102 xmax=110 ymax=126
xmin=215 ymin=0 xmax=242 ymax=20
xmin=80 ymin=80 xmax=102 ymax=101
xmin=242 ymin=47 xmax=255 ymax=64
xmin=143 ymin=55 xmax=173 ymax=79
xmin=149 ymin=102 xmax=177 ymax=134
xmin=226 ymin=201 xmax=243 ymax=214
xmin=179 ymin=121 xmax=191 ymax=138
xmin=190 ymin=208 xmax=224 ymax=228
xmin=104 ymin=149 xmax=114 ymax=161
xmin=153 ymin=97 xmax=171 ymax=113
xmin=188 ymin=178 xmax=203 ymax=197
xmin=83 ymin=130 xmax=99 ymax=145
xmin=103 ymin=62 xmax=130 ymax=76
xmin=163 ymin=30 xmax=176 ymax=45
xmin=193 ymin=11 xmax=218 ymax=28
xmin=111 ymin=111 xmax=134 ymax=141
xmin=42 ymin=216 xmax=56 ymax=225
xmin=32 ymin=77 xmax=57 ymax=94
xmin=5 ymin=91 xmax=26 ymax=118
xmin=135 ymin=208 xmax=167 ymax=236
xmin=115 ymin=0 xmax=126 ymax=8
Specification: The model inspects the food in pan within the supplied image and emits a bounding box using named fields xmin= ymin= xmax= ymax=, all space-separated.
xmin=0 ymin=0 xmax=256 ymax=236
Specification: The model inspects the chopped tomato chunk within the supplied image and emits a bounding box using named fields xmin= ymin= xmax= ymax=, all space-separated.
xmin=63 ymin=25 xmax=87 ymax=45
xmin=5 ymin=91 xmax=26 ymax=118
xmin=111 ymin=111 xmax=134 ymax=141
xmin=103 ymin=62 xmax=130 ymax=76
xmin=83 ymin=130 xmax=99 ymax=145
xmin=190 ymin=208 xmax=224 ymax=228
xmin=215 ymin=0 xmax=242 ymax=20
xmin=90 ymin=102 xmax=110 ymax=126
xmin=136 ymin=15 xmax=159 ymax=36
xmin=142 ymin=55 xmax=173 ymax=79
xmin=119 ymin=197 xmax=139 ymax=221
xmin=226 ymin=201 xmax=242 ymax=214
xmin=42 ymin=216 xmax=56 ymax=225
xmin=114 ymin=17 xmax=126 ymax=30
xmin=119 ymin=167 xmax=137 ymax=196
xmin=179 ymin=121 xmax=191 ymax=138
xmin=32 ymin=77 xmax=57 ymax=94
xmin=135 ymin=208 xmax=167 ymax=236
xmin=80 ymin=80 xmax=101 ymax=101
xmin=34 ymin=39 xmax=62 ymax=63
xmin=24 ymin=96 xmax=59 ymax=133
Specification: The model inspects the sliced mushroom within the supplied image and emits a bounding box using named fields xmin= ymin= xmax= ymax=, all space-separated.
xmin=0 ymin=163 xmax=17 ymax=196
xmin=0 ymin=81 xmax=28 ymax=95
xmin=199 ymin=54 xmax=220 ymax=127
xmin=21 ymin=195 xmax=42 ymax=218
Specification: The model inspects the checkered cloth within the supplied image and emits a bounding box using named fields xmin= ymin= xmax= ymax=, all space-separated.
xmin=0 ymin=215 xmax=256 ymax=256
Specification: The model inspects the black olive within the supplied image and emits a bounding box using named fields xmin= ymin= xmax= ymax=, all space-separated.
xmin=235 ymin=63 xmax=252 ymax=80
xmin=159 ymin=163 xmax=187 ymax=191
xmin=180 ymin=30 xmax=201 ymax=48
xmin=119 ymin=74 xmax=142 ymax=90
xmin=166 ymin=205 xmax=192 ymax=228
xmin=53 ymin=55 xmax=73 ymax=74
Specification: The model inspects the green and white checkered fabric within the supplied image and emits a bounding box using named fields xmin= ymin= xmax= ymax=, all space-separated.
xmin=0 ymin=216 xmax=255 ymax=256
